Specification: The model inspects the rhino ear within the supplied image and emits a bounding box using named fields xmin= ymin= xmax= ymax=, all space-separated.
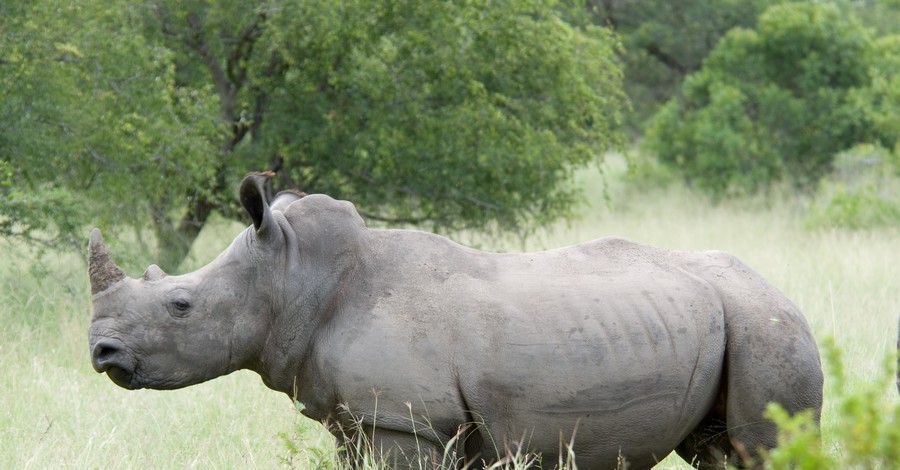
xmin=239 ymin=172 xmax=277 ymax=235
xmin=142 ymin=264 xmax=167 ymax=282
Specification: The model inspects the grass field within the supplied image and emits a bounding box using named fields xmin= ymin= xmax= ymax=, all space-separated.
xmin=2 ymin=155 xmax=898 ymax=468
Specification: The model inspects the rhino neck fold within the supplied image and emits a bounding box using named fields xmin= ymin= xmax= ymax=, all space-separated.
xmin=247 ymin=206 xmax=372 ymax=404
xmin=254 ymin=251 xmax=370 ymax=404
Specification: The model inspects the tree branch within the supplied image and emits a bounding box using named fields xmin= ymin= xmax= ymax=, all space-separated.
xmin=644 ymin=43 xmax=687 ymax=75
xmin=184 ymin=13 xmax=235 ymax=123
xmin=226 ymin=9 xmax=267 ymax=90
xmin=347 ymin=170 xmax=437 ymax=201
xmin=238 ymin=51 xmax=286 ymax=148
xmin=601 ymin=0 xmax=618 ymax=28
xmin=147 ymin=4 xmax=275 ymax=267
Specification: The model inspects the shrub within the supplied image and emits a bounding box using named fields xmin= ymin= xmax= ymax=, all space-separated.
xmin=644 ymin=2 xmax=894 ymax=197
xmin=806 ymin=144 xmax=900 ymax=229
xmin=762 ymin=337 xmax=900 ymax=469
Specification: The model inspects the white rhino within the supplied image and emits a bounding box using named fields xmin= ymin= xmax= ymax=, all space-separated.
xmin=88 ymin=173 xmax=823 ymax=469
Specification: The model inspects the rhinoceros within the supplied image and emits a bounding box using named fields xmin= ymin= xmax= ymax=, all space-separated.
xmin=88 ymin=173 xmax=823 ymax=469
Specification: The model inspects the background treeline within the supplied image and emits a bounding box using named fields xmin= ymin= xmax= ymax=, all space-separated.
xmin=1 ymin=0 xmax=899 ymax=270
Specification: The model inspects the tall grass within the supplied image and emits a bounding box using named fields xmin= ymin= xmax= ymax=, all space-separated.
xmin=0 ymin=223 xmax=323 ymax=468
xmin=1 ymin=154 xmax=897 ymax=468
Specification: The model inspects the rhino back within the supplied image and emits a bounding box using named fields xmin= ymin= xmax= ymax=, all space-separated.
xmin=318 ymin=233 xmax=727 ymax=465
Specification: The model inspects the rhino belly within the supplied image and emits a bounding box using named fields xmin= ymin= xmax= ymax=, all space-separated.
xmin=458 ymin=277 xmax=726 ymax=466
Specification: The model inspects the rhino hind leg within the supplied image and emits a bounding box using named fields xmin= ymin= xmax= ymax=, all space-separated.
xmin=675 ymin=416 xmax=736 ymax=469
xmin=719 ymin=309 xmax=823 ymax=468
xmin=680 ymin=251 xmax=824 ymax=468
xmin=674 ymin=367 xmax=773 ymax=470
xmin=675 ymin=380 xmax=744 ymax=469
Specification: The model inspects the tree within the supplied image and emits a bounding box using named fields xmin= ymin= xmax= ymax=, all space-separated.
xmin=842 ymin=0 xmax=900 ymax=37
xmin=1 ymin=0 xmax=627 ymax=270
xmin=1 ymin=0 xmax=219 ymax=257
xmin=581 ymin=0 xmax=781 ymax=127
xmin=643 ymin=2 xmax=894 ymax=195
xmin=578 ymin=0 xmax=899 ymax=131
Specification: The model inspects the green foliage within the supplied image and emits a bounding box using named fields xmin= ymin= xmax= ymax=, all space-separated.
xmin=579 ymin=0 xmax=900 ymax=132
xmin=841 ymin=0 xmax=900 ymax=37
xmin=1 ymin=0 xmax=626 ymax=269
xmin=763 ymin=407 xmax=832 ymax=470
xmin=762 ymin=338 xmax=900 ymax=469
xmin=644 ymin=2 xmax=895 ymax=196
xmin=858 ymin=34 xmax=900 ymax=144
xmin=806 ymin=144 xmax=900 ymax=229
xmin=583 ymin=0 xmax=780 ymax=126
xmin=256 ymin=0 xmax=626 ymax=233
xmin=808 ymin=185 xmax=900 ymax=229
xmin=0 ymin=0 xmax=219 ymax=256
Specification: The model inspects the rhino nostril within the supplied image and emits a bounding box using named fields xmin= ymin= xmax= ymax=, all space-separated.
xmin=91 ymin=339 xmax=127 ymax=373
xmin=96 ymin=345 xmax=116 ymax=362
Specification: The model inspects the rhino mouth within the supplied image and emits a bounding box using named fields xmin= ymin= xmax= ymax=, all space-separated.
xmin=104 ymin=365 xmax=139 ymax=389
xmin=90 ymin=338 xmax=141 ymax=390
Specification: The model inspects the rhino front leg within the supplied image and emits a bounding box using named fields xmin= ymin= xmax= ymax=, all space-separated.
xmin=338 ymin=425 xmax=451 ymax=470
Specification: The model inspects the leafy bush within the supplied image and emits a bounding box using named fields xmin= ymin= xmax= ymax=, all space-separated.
xmin=579 ymin=0 xmax=781 ymax=128
xmin=762 ymin=337 xmax=900 ymax=469
xmin=856 ymin=34 xmax=900 ymax=147
xmin=0 ymin=158 xmax=88 ymax=250
xmin=644 ymin=2 xmax=896 ymax=196
xmin=806 ymin=144 xmax=900 ymax=229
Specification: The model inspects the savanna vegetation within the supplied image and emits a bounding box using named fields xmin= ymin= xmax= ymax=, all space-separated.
xmin=2 ymin=157 xmax=899 ymax=468
xmin=1 ymin=0 xmax=626 ymax=270
xmin=2 ymin=0 xmax=899 ymax=468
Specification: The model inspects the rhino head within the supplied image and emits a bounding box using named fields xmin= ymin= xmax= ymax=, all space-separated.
xmin=87 ymin=173 xmax=317 ymax=391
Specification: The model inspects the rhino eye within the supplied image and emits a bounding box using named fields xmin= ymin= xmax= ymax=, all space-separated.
xmin=166 ymin=292 xmax=194 ymax=318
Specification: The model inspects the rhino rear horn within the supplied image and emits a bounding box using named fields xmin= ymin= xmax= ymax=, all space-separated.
xmin=239 ymin=172 xmax=277 ymax=234
xmin=88 ymin=228 xmax=126 ymax=294
xmin=142 ymin=264 xmax=167 ymax=282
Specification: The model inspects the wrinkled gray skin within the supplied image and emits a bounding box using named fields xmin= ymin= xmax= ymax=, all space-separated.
xmin=89 ymin=174 xmax=823 ymax=469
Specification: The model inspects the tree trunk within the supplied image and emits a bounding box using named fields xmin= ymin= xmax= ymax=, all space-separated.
xmin=152 ymin=193 xmax=217 ymax=272
xmin=148 ymin=8 xmax=272 ymax=271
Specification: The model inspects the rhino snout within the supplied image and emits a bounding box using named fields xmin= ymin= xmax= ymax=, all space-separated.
xmin=90 ymin=338 xmax=136 ymax=388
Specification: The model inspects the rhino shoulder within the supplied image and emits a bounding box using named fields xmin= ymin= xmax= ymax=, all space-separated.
xmin=276 ymin=194 xmax=371 ymax=264
xmin=270 ymin=190 xmax=306 ymax=213
xmin=282 ymin=194 xmax=367 ymax=232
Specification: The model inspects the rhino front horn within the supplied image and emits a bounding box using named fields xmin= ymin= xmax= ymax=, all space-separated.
xmin=89 ymin=228 xmax=125 ymax=294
